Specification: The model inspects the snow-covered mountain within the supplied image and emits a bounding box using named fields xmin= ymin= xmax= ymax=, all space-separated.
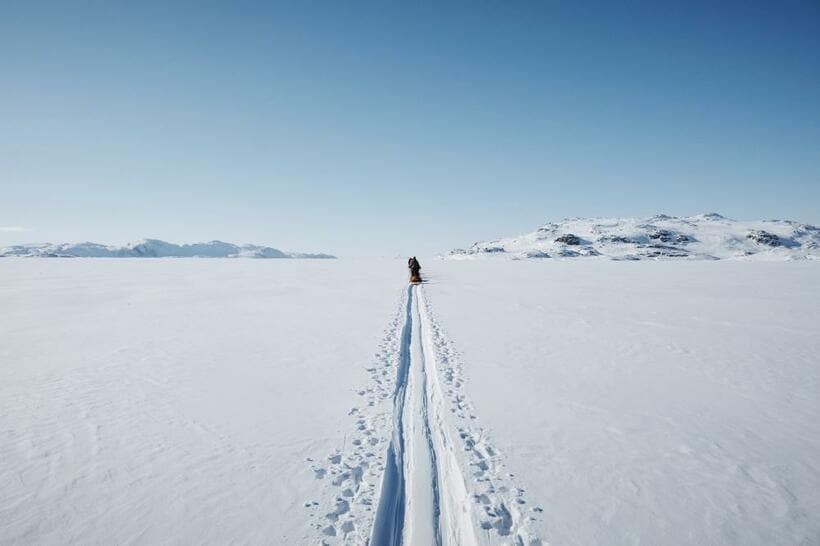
xmin=0 ymin=239 xmax=336 ymax=259
xmin=448 ymin=213 xmax=820 ymax=261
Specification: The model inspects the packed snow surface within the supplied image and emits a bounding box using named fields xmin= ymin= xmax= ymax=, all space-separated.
xmin=449 ymin=213 xmax=820 ymax=260
xmin=0 ymin=239 xmax=335 ymax=259
xmin=426 ymin=259 xmax=820 ymax=545
xmin=1 ymin=258 xmax=818 ymax=545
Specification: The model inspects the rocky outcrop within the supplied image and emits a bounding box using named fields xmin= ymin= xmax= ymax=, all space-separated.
xmin=746 ymin=230 xmax=781 ymax=247
xmin=555 ymin=234 xmax=582 ymax=245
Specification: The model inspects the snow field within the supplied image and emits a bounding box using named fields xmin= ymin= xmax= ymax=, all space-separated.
xmin=2 ymin=258 xmax=818 ymax=545
xmin=0 ymin=259 xmax=399 ymax=544
xmin=426 ymin=259 xmax=820 ymax=545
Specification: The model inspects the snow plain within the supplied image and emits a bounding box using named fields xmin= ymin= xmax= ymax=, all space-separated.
xmin=1 ymin=258 xmax=819 ymax=545
xmin=0 ymin=259 xmax=400 ymax=544
xmin=426 ymin=260 xmax=820 ymax=546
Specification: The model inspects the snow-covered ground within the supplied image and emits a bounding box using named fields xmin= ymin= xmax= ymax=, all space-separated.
xmin=426 ymin=259 xmax=820 ymax=545
xmin=1 ymin=258 xmax=818 ymax=545
xmin=0 ymin=259 xmax=396 ymax=544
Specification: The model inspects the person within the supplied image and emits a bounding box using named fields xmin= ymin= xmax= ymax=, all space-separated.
xmin=408 ymin=256 xmax=422 ymax=282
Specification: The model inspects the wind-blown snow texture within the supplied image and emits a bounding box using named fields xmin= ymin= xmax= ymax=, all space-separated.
xmin=449 ymin=213 xmax=820 ymax=261
xmin=0 ymin=239 xmax=335 ymax=259
xmin=1 ymin=258 xmax=818 ymax=545
xmin=427 ymin=259 xmax=820 ymax=546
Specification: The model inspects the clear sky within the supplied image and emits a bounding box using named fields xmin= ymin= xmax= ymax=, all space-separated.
xmin=1 ymin=1 xmax=818 ymax=257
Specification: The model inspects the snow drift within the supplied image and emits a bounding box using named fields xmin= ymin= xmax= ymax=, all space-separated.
xmin=448 ymin=213 xmax=820 ymax=261
xmin=0 ymin=239 xmax=336 ymax=259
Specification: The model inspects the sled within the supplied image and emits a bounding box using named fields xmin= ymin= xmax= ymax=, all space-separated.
xmin=409 ymin=273 xmax=422 ymax=283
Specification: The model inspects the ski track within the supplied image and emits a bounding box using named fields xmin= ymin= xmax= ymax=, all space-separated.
xmin=370 ymin=285 xmax=413 ymax=545
xmin=309 ymin=284 xmax=544 ymax=545
xmin=305 ymin=289 xmax=408 ymax=544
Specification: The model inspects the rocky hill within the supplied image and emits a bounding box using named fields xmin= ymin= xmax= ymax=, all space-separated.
xmin=0 ymin=239 xmax=336 ymax=259
xmin=448 ymin=214 xmax=820 ymax=261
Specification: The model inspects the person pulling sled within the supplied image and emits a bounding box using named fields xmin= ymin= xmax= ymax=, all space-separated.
xmin=408 ymin=256 xmax=422 ymax=283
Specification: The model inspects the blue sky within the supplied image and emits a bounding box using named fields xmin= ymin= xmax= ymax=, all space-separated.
xmin=1 ymin=1 xmax=818 ymax=256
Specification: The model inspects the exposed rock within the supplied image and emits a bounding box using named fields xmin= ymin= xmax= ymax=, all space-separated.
xmin=467 ymin=244 xmax=505 ymax=254
xmin=641 ymin=249 xmax=689 ymax=258
xmin=649 ymin=230 xmax=691 ymax=244
xmin=555 ymin=234 xmax=581 ymax=245
xmin=637 ymin=243 xmax=690 ymax=258
xmin=598 ymin=235 xmax=632 ymax=244
xmin=642 ymin=243 xmax=687 ymax=251
xmin=747 ymin=230 xmax=781 ymax=247
xmin=648 ymin=230 xmax=666 ymax=241
xmin=467 ymin=241 xmax=507 ymax=254
xmin=521 ymin=250 xmax=550 ymax=259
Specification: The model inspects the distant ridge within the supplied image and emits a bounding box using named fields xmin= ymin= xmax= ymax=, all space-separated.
xmin=0 ymin=239 xmax=336 ymax=259
xmin=448 ymin=214 xmax=820 ymax=261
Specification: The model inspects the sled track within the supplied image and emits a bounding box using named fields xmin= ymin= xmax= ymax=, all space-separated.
xmin=370 ymin=284 xmax=478 ymax=546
